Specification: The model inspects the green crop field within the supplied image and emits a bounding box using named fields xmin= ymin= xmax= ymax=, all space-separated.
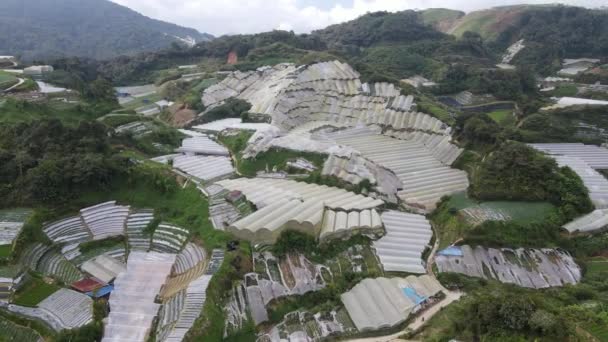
xmin=0 ymin=71 xmax=18 ymax=90
xmin=13 ymin=278 xmax=59 ymax=307
xmin=0 ymin=245 xmax=11 ymax=259
xmin=487 ymin=109 xmax=514 ymax=125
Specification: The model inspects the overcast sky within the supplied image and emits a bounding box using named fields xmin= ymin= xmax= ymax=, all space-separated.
xmin=109 ymin=0 xmax=606 ymax=36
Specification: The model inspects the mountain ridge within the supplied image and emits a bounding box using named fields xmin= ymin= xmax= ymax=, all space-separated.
xmin=0 ymin=0 xmax=213 ymax=61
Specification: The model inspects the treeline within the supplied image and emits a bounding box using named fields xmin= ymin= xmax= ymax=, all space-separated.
xmin=0 ymin=120 xmax=128 ymax=206
xmin=493 ymin=6 xmax=608 ymax=74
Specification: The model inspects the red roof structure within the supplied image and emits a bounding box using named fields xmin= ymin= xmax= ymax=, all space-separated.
xmin=71 ymin=278 xmax=104 ymax=293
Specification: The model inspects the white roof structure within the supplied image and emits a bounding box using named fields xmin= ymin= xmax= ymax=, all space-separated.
xmin=0 ymin=222 xmax=24 ymax=246
xmin=126 ymin=210 xmax=154 ymax=251
xmin=80 ymin=201 xmax=130 ymax=240
xmin=81 ymin=255 xmax=126 ymax=284
xmin=172 ymin=155 xmax=234 ymax=183
xmin=501 ymin=39 xmax=525 ymax=64
xmin=373 ymin=211 xmax=432 ymax=274
xmin=192 ymin=118 xmax=273 ymax=133
xmin=559 ymin=58 xmax=599 ymax=75
xmin=527 ymin=145 xmax=608 ymax=209
xmin=23 ymin=65 xmax=53 ymax=75
xmin=563 ymin=209 xmax=608 ymax=234
xmin=103 ymin=251 xmax=176 ymax=342
xmin=341 ymin=275 xmax=442 ymax=332
xmin=436 ymin=245 xmax=581 ymax=289
xmin=319 ymin=209 xmax=383 ymax=241
xmin=545 ymin=97 xmax=608 ymax=109
xmin=176 ymin=136 xmax=229 ymax=156
xmin=330 ymin=129 xmax=468 ymax=211
xmin=160 ymin=275 xmax=212 ymax=342
xmin=9 ymin=289 xmax=93 ymax=331
xmin=556 ymin=156 xmax=608 ymax=209
xmin=529 ymin=143 xmax=608 ymax=169
xmin=217 ymin=178 xmax=384 ymax=243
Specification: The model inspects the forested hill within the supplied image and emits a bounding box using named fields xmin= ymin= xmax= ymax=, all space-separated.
xmin=0 ymin=0 xmax=213 ymax=61
xmin=438 ymin=5 xmax=608 ymax=73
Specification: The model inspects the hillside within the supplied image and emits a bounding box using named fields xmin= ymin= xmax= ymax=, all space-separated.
xmin=420 ymin=8 xmax=465 ymax=32
xmin=0 ymin=0 xmax=213 ymax=61
xmin=442 ymin=5 xmax=534 ymax=39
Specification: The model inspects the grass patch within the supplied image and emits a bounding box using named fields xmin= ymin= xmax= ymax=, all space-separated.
xmin=13 ymin=277 xmax=60 ymax=307
xmin=0 ymin=245 xmax=12 ymax=259
xmin=582 ymin=322 xmax=608 ymax=341
xmin=0 ymin=71 xmax=18 ymax=90
xmin=550 ymin=84 xmax=579 ymax=98
xmin=0 ymin=98 xmax=116 ymax=125
xmin=586 ymin=257 xmax=608 ymax=277
xmin=487 ymin=109 xmax=514 ymax=125
xmin=417 ymin=97 xmax=453 ymax=124
xmin=121 ymin=93 xmax=163 ymax=111
xmin=99 ymin=114 xmax=141 ymax=127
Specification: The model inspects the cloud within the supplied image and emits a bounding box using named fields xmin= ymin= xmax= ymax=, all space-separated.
xmin=109 ymin=0 xmax=606 ymax=36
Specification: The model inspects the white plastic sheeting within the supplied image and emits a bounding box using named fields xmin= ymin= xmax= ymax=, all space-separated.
xmin=331 ymin=129 xmax=468 ymax=211
xmin=217 ymin=178 xmax=384 ymax=242
xmin=529 ymin=143 xmax=608 ymax=169
xmin=373 ymin=211 xmax=432 ymax=274
xmin=176 ymin=136 xmax=229 ymax=156
xmin=103 ymin=252 xmax=176 ymax=342
xmin=172 ymin=155 xmax=234 ymax=182
xmin=556 ymin=156 xmax=608 ymax=208
xmin=436 ymin=245 xmax=581 ymax=289
xmin=9 ymin=289 xmax=93 ymax=331
xmin=192 ymin=118 xmax=273 ymax=133
xmin=80 ymin=201 xmax=130 ymax=240
xmin=81 ymin=255 xmax=126 ymax=284
xmin=563 ymin=209 xmax=608 ymax=234
xmin=319 ymin=209 xmax=383 ymax=241
xmin=341 ymin=275 xmax=442 ymax=332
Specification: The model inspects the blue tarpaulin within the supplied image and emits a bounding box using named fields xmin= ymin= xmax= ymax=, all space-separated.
xmin=402 ymin=287 xmax=427 ymax=305
xmin=437 ymin=246 xmax=463 ymax=257
xmin=86 ymin=284 xmax=113 ymax=298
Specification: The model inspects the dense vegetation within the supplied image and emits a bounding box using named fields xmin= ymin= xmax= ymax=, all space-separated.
xmin=0 ymin=120 xmax=127 ymax=206
xmin=0 ymin=0 xmax=211 ymax=60
xmin=470 ymin=142 xmax=593 ymax=221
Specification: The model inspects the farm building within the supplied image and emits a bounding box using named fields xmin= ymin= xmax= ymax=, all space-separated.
xmin=151 ymin=136 xmax=235 ymax=184
xmin=558 ymin=58 xmax=600 ymax=76
xmin=176 ymin=136 xmax=229 ymax=156
xmin=436 ymin=245 xmax=581 ymax=289
xmin=341 ymin=275 xmax=443 ymax=332
xmin=81 ymin=255 xmax=126 ymax=284
xmin=544 ymin=97 xmax=608 ymax=110
xmin=23 ymin=65 xmax=53 ymax=76
xmin=192 ymin=118 xmax=272 ymax=133
xmin=373 ymin=211 xmax=433 ymax=274
xmin=216 ymin=178 xmax=384 ymax=243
